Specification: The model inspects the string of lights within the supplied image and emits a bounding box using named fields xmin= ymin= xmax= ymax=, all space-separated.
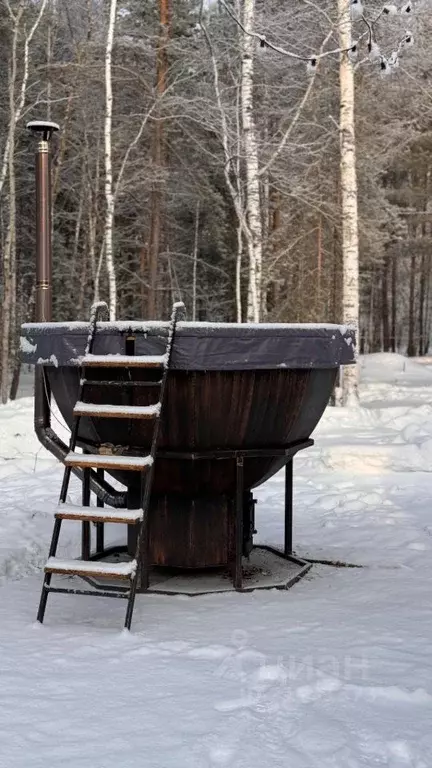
xmin=216 ymin=0 xmax=416 ymax=76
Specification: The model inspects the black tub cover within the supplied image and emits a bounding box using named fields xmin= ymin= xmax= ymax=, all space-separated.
xmin=20 ymin=321 xmax=355 ymax=371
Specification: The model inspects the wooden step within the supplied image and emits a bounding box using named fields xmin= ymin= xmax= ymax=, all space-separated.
xmin=80 ymin=354 xmax=166 ymax=368
xmin=64 ymin=452 xmax=153 ymax=471
xmin=55 ymin=505 xmax=143 ymax=524
xmin=73 ymin=401 xmax=161 ymax=420
xmin=45 ymin=557 xmax=137 ymax=580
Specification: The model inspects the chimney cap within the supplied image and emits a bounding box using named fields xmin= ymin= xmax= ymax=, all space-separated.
xmin=27 ymin=120 xmax=60 ymax=140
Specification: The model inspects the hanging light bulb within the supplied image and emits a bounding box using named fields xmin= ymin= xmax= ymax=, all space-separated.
xmin=348 ymin=43 xmax=359 ymax=62
xmin=368 ymin=40 xmax=381 ymax=61
xmin=350 ymin=0 xmax=364 ymax=20
xmin=307 ymin=57 xmax=318 ymax=75
xmin=388 ymin=50 xmax=400 ymax=68
xmin=380 ymin=56 xmax=391 ymax=75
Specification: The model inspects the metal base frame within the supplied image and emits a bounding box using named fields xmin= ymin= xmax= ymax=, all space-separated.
xmin=66 ymin=546 xmax=311 ymax=597
xmin=65 ymin=439 xmax=313 ymax=596
xmin=143 ymin=546 xmax=312 ymax=596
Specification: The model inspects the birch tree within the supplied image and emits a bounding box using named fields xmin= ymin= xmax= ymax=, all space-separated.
xmin=337 ymin=0 xmax=416 ymax=400
xmin=202 ymin=0 xmax=334 ymax=322
xmin=0 ymin=0 xmax=48 ymax=199
xmin=199 ymin=7 xmax=250 ymax=322
xmin=214 ymin=0 xmax=420 ymax=386
xmin=0 ymin=0 xmax=48 ymax=402
xmin=0 ymin=4 xmax=22 ymax=404
xmin=94 ymin=0 xmax=162 ymax=318
xmin=338 ymin=0 xmax=359 ymax=404
xmin=241 ymin=0 xmax=262 ymax=322
xmin=103 ymin=0 xmax=117 ymax=320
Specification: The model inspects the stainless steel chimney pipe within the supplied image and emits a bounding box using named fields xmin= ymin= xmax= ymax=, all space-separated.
xmin=27 ymin=120 xmax=59 ymax=322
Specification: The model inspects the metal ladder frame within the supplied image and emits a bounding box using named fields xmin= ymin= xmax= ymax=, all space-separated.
xmin=124 ymin=302 xmax=183 ymax=629
xmin=36 ymin=301 xmax=184 ymax=630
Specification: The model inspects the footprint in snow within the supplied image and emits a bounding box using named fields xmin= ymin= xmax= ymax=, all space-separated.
xmin=188 ymin=645 xmax=232 ymax=661
xmin=158 ymin=640 xmax=191 ymax=653
xmin=296 ymin=675 xmax=342 ymax=703
xmin=291 ymin=714 xmax=348 ymax=756
xmin=387 ymin=740 xmax=428 ymax=767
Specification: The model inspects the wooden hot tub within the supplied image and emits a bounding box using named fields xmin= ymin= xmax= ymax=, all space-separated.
xmin=21 ymin=320 xmax=355 ymax=569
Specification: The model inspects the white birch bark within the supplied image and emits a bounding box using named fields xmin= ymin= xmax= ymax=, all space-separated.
xmin=235 ymin=222 xmax=243 ymax=322
xmin=338 ymin=0 xmax=359 ymax=403
xmin=103 ymin=0 xmax=118 ymax=320
xmin=235 ymin=78 xmax=243 ymax=323
xmin=88 ymin=188 xmax=97 ymax=286
xmin=241 ymin=0 xmax=262 ymax=323
xmin=0 ymin=0 xmax=49 ymax=199
xmin=71 ymin=174 xmax=84 ymax=288
xmin=205 ymin=2 xmax=328 ymax=323
xmin=0 ymin=0 xmax=49 ymax=401
xmin=95 ymin=71 xmax=156 ymax=310
xmin=1 ymin=11 xmax=20 ymax=403
xmin=200 ymin=14 xmax=252 ymax=320
xmin=192 ymin=200 xmax=200 ymax=321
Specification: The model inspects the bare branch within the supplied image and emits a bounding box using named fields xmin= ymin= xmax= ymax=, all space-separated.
xmin=258 ymin=31 xmax=333 ymax=179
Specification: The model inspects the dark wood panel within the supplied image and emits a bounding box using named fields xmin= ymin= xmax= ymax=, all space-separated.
xmin=148 ymin=495 xmax=233 ymax=568
xmin=49 ymin=367 xmax=335 ymax=494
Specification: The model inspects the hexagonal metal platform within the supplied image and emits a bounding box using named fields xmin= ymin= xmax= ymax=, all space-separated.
xmin=79 ymin=546 xmax=311 ymax=596
xmin=147 ymin=546 xmax=311 ymax=595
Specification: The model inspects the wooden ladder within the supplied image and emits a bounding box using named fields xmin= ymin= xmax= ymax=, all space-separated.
xmin=36 ymin=301 xmax=185 ymax=630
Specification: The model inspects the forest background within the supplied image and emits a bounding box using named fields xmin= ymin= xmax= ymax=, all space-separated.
xmin=0 ymin=0 xmax=431 ymax=402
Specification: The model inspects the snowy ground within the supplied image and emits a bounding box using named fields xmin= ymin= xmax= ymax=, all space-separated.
xmin=1 ymin=354 xmax=432 ymax=767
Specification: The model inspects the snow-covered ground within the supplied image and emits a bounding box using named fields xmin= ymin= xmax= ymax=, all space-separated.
xmin=1 ymin=354 xmax=432 ymax=767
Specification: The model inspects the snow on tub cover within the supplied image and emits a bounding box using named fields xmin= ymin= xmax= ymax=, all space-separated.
xmin=20 ymin=321 xmax=355 ymax=371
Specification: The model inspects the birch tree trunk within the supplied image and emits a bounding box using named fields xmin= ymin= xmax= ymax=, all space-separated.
xmin=0 ymin=0 xmax=48 ymax=200
xmin=234 ymin=67 xmax=243 ymax=323
xmin=200 ymin=12 xmax=250 ymax=323
xmin=192 ymin=200 xmax=200 ymax=321
xmin=407 ymin=253 xmax=417 ymax=357
xmin=236 ymin=220 xmax=243 ymax=323
xmin=391 ymin=252 xmax=397 ymax=353
xmin=1 ymin=11 xmax=20 ymax=403
xmin=88 ymin=130 xmax=101 ymax=292
xmin=103 ymin=0 xmax=117 ymax=320
xmin=419 ymin=182 xmax=429 ymax=356
xmin=1 ymin=184 xmax=16 ymax=404
xmin=241 ymin=0 xmax=262 ymax=323
xmin=338 ymin=0 xmax=359 ymax=403
xmin=0 ymin=0 xmax=49 ymax=400
xmin=419 ymin=250 xmax=426 ymax=356
xmin=382 ymin=254 xmax=390 ymax=351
